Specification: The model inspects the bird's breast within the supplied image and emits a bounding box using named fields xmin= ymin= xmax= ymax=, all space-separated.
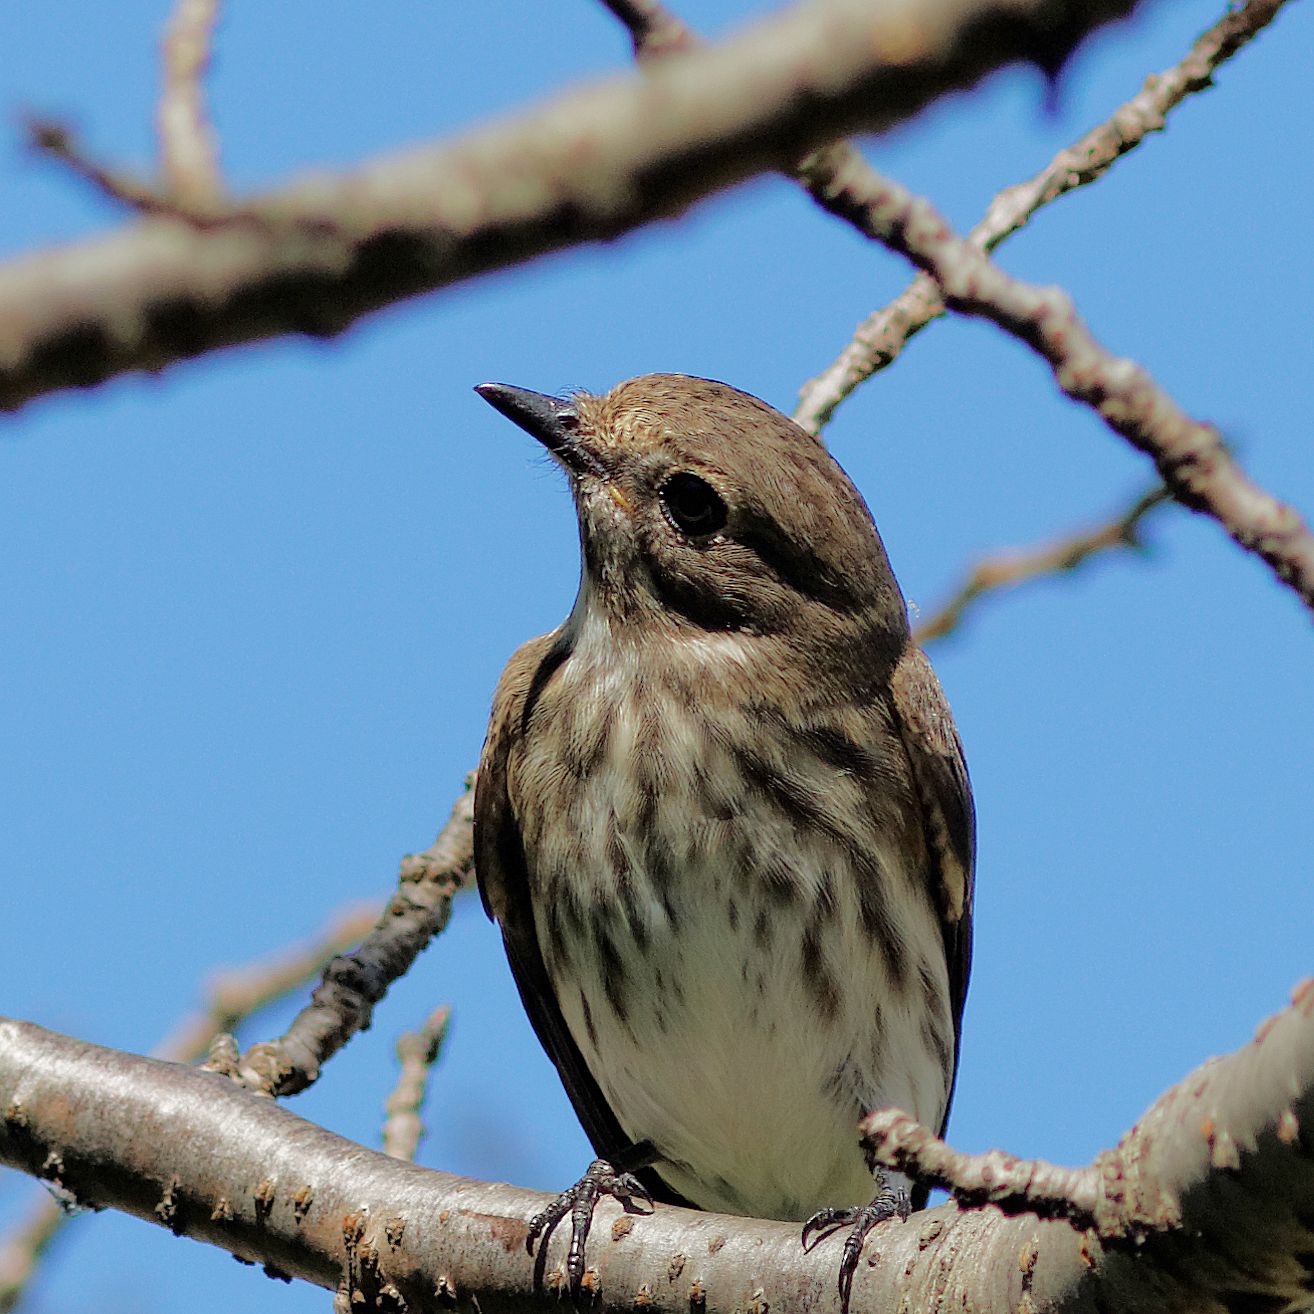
xmin=511 ymin=639 xmax=954 ymax=1220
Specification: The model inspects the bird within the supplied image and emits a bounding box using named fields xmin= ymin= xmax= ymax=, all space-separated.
xmin=472 ymin=373 xmax=974 ymax=1307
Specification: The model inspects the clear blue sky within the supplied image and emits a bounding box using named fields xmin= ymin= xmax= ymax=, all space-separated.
xmin=2 ymin=2 xmax=1311 ymax=1311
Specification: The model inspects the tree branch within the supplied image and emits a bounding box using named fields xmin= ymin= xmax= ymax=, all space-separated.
xmin=0 ymin=0 xmax=1145 ymax=412
xmin=788 ymin=157 xmax=1314 ymax=618
xmin=2 ymin=981 xmax=1311 ymax=1312
xmin=792 ymin=0 xmax=1294 ymax=435
xmin=157 ymin=0 xmax=223 ymax=203
xmin=912 ymin=485 xmax=1169 ymax=644
xmin=0 ymin=901 xmax=377 ymax=1312
xmin=381 ymin=1006 xmax=451 ymax=1163
xmin=592 ymin=0 xmax=1312 ymax=616
xmin=206 ymin=783 xmax=475 ymax=1097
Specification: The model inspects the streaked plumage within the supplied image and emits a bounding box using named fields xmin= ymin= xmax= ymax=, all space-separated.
xmin=474 ymin=374 xmax=973 ymax=1235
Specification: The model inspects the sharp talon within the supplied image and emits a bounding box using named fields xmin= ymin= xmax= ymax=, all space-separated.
xmin=802 ymin=1183 xmax=912 ymax=1314
xmin=529 ymin=1159 xmax=655 ymax=1295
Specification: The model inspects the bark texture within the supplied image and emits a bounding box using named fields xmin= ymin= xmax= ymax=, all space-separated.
xmin=0 ymin=0 xmax=1141 ymax=413
xmin=2 ymin=982 xmax=1311 ymax=1312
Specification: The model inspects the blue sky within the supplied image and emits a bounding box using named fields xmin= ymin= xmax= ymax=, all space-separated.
xmin=1 ymin=1 xmax=1311 ymax=1310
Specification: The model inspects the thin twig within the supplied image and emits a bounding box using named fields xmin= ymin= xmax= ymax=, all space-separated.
xmin=0 ymin=902 xmax=377 ymax=1313
xmin=792 ymin=0 xmax=1293 ymax=435
xmin=381 ymin=1007 xmax=452 ymax=1162
xmin=787 ymin=157 xmax=1314 ymax=615
xmin=158 ymin=0 xmax=223 ymax=204
xmin=596 ymin=0 xmax=1314 ymax=615
xmin=861 ymin=981 xmax=1314 ymax=1245
xmin=26 ymin=121 xmax=179 ymax=214
xmin=207 ymin=783 xmax=476 ymax=1097
xmin=913 ymin=485 xmax=1170 ymax=644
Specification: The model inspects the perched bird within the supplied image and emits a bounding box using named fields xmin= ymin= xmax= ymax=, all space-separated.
xmin=473 ymin=374 xmax=974 ymax=1304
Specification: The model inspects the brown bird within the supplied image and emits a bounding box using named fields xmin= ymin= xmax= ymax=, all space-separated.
xmin=473 ymin=374 xmax=974 ymax=1305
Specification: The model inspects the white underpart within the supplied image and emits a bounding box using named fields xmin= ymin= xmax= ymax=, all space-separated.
xmin=523 ymin=607 xmax=951 ymax=1221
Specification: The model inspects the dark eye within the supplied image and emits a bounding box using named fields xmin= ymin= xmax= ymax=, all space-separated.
xmin=660 ymin=473 xmax=728 ymax=537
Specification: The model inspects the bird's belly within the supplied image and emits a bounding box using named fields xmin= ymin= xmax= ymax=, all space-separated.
xmin=540 ymin=836 xmax=950 ymax=1221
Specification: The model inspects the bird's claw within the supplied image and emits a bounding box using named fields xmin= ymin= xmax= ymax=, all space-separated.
xmin=527 ymin=1159 xmax=654 ymax=1296
xmin=801 ymin=1183 xmax=911 ymax=1314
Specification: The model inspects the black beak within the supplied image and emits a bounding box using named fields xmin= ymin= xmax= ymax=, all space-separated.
xmin=475 ymin=383 xmax=582 ymax=463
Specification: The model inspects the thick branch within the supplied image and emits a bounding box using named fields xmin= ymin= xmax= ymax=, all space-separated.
xmin=0 ymin=901 xmax=377 ymax=1313
xmin=2 ymin=983 xmax=1312 ymax=1312
xmin=0 ymin=0 xmax=1145 ymax=412
xmin=792 ymin=0 xmax=1294 ymax=434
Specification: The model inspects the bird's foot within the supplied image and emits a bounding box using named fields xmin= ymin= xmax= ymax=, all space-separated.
xmin=801 ymin=1182 xmax=911 ymax=1314
xmin=527 ymin=1159 xmax=655 ymax=1296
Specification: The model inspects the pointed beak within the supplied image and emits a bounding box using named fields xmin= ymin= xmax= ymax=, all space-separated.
xmin=475 ymin=383 xmax=602 ymax=477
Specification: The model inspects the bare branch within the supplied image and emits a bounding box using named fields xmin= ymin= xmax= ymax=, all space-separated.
xmin=913 ymin=485 xmax=1169 ymax=644
xmin=153 ymin=903 xmax=380 ymax=1063
xmin=3 ymin=980 xmax=1312 ymax=1312
xmin=157 ymin=0 xmax=223 ymax=203
xmin=792 ymin=0 xmax=1294 ymax=435
xmin=0 ymin=1199 xmax=63 ymax=1314
xmin=381 ymin=1007 xmax=451 ymax=1163
xmin=591 ymin=0 xmax=1312 ymax=615
xmin=863 ymin=978 xmax=1314 ymax=1251
xmin=0 ymin=902 xmax=376 ymax=1313
xmin=0 ymin=0 xmax=1145 ymax=413
xmin=788 ymin=159 xmax=1314 ymax=617
xmin=27 ymin=120 xmax=175 ymax=213
xmin=597 ymin=0 xmax=695 ymax=57
xmin=207 ymin=784 xmax=475 ymax=1097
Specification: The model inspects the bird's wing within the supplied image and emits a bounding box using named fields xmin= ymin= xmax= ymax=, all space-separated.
xmin=888 ymin=642 xmax=976 ymax=1130
xmin=474 ymin=632 xmax=685 ymax=1204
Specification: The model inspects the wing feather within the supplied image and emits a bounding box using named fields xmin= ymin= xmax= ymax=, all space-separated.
xmin=474 ymin=632 xmax=685 ymax=1204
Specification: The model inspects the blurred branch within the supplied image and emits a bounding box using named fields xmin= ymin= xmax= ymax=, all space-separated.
xmin=381 ymin=1006 xmax=451 ymax=1163
xmin=0 ymin=902 xmax=376 ymax=1313
xmin=206 ymin=784 xmax=475 ymax=1097
xmin=0 ymin=0 xmax=1145 ymax=412
xmin=26 ymin=121 xmax=170 ymax=213
xmin=793 ymin=0 xmax=1293 ymax=435
xmin=157 ymin=0 xmax=223 ymax=204
xmin=913 ymin=485 xmax=1170 ymax=644
xmin=2 ymin=981 xmax=1313 ymax=1311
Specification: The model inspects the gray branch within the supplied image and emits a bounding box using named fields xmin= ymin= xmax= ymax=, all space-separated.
xmin=0 ymin=0 xmax=1144 ymax=413
xmin=2 ymin=982 xmax=1311 ymax=1312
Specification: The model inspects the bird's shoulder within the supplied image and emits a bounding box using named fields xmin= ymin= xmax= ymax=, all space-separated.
xmin=885 ymin=642 xmax=975 ymax=928
xmin=474 ymin=629 xmax=566 ymax=924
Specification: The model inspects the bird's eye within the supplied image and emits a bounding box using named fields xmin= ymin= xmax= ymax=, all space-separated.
xmin=660 ymin=473 xmax=728 ymax=537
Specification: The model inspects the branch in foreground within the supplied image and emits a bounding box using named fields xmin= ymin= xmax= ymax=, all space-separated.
xmin=0 ymin=901 xmax=377 ymax=1313
xmin=0 ymin=0 xmax=1145 ymax=412
xmin=792 ymin=0 xmax=1293 ymax=435
xmin=382 ymin=1006 xmax=451 ymax=1163
xmin=912 ymin=485 xmax=1169 ymax=644
xmin=206 ymin=784 xmax=475 ymax=1097
xmin=1 ymin=983 xmax=1311 ymax=1312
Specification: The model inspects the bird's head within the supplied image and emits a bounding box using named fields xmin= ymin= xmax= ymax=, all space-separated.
xmin=476 ymin=374 xmax=909 ymax=675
